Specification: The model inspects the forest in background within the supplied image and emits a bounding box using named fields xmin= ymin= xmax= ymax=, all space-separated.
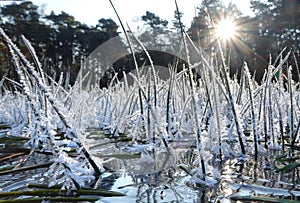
xmin=0 ymin=0 xmax=299 ymax=88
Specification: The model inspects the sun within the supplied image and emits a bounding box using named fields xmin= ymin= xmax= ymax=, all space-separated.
xmin=215 ymin=19 xmax=237 ymax=41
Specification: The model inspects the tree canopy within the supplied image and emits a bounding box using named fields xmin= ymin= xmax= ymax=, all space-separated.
xmin=0 ymin=1 xmax=121 ymax=86
xmin=188 ymin=0 xmax=300 ymax=81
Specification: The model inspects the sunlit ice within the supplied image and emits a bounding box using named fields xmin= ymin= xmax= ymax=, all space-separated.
xmin=215 ymin=18 xmax=237 ymax=41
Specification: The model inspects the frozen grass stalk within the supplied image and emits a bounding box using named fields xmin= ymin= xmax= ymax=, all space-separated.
xmin=244 ymin=63 xmax=258 ymax=160
xmin=108 ymin=0 xmax=145 ymax=118
xmin=204 ymin=4 xmax=246 ymax=156
xmin=215 ymin=31 xmax=246 ymax=156
xmin=288 ymin=65 xmax=295 ymax=152
xmin=175 ymin=0 xmax=206 ymax=177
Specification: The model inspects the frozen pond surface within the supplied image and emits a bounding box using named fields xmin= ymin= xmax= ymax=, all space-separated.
xmin=3 ymin=129 xmax=300 ymax=203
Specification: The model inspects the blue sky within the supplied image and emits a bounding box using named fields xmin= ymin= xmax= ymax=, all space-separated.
xmin=7 ymin=0 xmax=253 ymax=28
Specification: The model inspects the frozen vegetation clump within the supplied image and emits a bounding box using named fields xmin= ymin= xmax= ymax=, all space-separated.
xmin=0 ymin=27 xmax=103 ymax=189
